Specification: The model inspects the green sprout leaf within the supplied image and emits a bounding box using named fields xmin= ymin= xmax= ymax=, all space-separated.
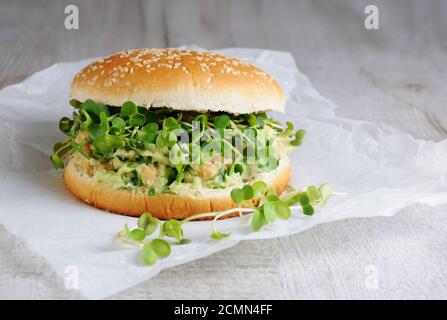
xmin=155 ymin=133 xmax=167 ymax=148
xmin=138 ymin=213 xmax=151 ymax=229
xmin=145 ymin=219 xmax=160 ymax=236
xmin=306 ymin=185 xmax=321 ymax=203
xmin=144 ymin=122 xmax=159 ymax=133
xmin=110 ymin=126 xmax=124 ymax=136
xmin=319 ymin=183 xmax=333 ymax=204
xmin=141 ymin=243 xmax=158 ymax=266
xmin=252 ymin=181 xmax=268 ymax=197
xmin=195 ymin=114 xmax=208 ymax=128
xmin=112 ymin=117 xmax=126 ymax=129
xmin=126 ymin=225 xmax=146 ymax=242
xmin=93 ymin=134 xmax=125 ymax=155
xmin=161 ymin=219 xmax=183 ymax=242
xmin=285 ymin=121 xmax=294 ymax=134
xmin=266 ymin=193 xmax=279 ymax=201
xmin=291 ymin=129 xmax=306 ymax=146
xmin=143 ymin=132 xmax=157 ymax=144
xmin=129 ymin=113 xmax=146 ymax=127
xmin=246 ymin=114 xmax=257 ymax=127
xmin=150 ymin=239 xmax=171 ymax=258
xmin=241 ymin=185 xmax=254 ymax=200
xmin=263 ymin=202 xmax=278 ymax=223
xmin=299 ymin=193 xmax=310 ymax=206
xmin=137 ymin=213 xmax=160 ymax=236
xmin=82 ymin=99 xmax=110 ymax=116
xmin=213 ymin=115 xmax=230 ymax=129
xmin=251 ymin=207 xmax=266 ymax=232
xmin=52 ymin=142 xmax=65 ymax=153
xmin=302 ymin=204 xmax=315 ymax=216
xmin=230 ymin=188 xmax=244 ymax=204
xmin=80 ymin=109 xmax=93 ymax=130
xmin=274 ymin=201 xmax=291 ymax=220
xmin=280 ymin=191 xmax=302 ymax=206
xmin=256 ymin=116 xmax=265 ymax=128
xmin=50 ymin=154 xmax=64 ymax=169
xmin=120 ymin=101 xmax=138 ymax=118
xmin=88 ymin=124 xmax=106 ymax=140
xmin=69 ymin=99 xmax=81 ymax=109
xmin=163 ymin=117 xmax=180 ymax=130
xmin=90 ymin=111 xmax=110 ymax=138
xmin=50 ymin=141 xmax=72 ymax=169
xmin=211 ymin=230 xmax=230 ymax=240
xmin=59 ymin=117 xmax=73 ymax=134
xmin=229 ymin=163 xmax=244 ymax=175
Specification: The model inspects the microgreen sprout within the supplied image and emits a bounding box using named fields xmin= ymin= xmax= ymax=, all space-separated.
xmin=114 ymin=182 xmax=334 ymax=266
xmin=50 ymin=99 xmax=332 ymax=267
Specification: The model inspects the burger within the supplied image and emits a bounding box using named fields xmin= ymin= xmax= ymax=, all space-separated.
xmin=51 ymin=48 xmax=304 ymax=219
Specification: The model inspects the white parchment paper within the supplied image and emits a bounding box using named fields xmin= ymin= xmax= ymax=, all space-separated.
xmin=0 ymin=47 xmax=446 ymax=299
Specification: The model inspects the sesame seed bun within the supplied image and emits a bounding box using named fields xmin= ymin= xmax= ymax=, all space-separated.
xmin=70 ymin=48 xmax=285 ymax=114
xmin=64 ymin=156 xmax=291 ymax=219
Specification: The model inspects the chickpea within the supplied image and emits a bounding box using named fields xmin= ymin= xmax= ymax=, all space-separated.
xmin=198 ymin=163 xmax=219 ymax=180
xmin=75 ymin=130 xmax=91 ymax=155
xmin=75 ymin=130 xmax=89 ymax=144
xmin=77 ymin=156 xmax=93 ymax=176
xmin=198 ymin=155 xmax=222 ymax=181
xmin=95 ymin=162 xmax=112 ymax=171
xmin=141 ymin=165 xmax=158 ymax=186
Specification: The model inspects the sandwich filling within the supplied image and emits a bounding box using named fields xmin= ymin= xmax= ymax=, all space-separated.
xmin=51 ymin=99 xmax=304 ymax=196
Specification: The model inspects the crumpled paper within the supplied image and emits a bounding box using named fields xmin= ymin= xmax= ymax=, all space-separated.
xmin=0 ymin=46 xmax=446 ymax=299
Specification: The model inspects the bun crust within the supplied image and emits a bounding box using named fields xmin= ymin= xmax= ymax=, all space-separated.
xmin=70 ymin=48 xmax=285 ymax=114
xmin=64 ymin=158 xmax=291 ymax=220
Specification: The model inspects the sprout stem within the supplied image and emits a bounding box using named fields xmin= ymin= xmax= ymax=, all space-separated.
xmin=182 ymin=207 xmax=254 ymax=223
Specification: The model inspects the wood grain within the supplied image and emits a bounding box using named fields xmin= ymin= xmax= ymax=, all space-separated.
xmin=0 ymin=0 xmax=446 ymax=299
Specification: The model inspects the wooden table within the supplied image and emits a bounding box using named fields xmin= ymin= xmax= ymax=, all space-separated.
xmin=0 ymin=0 xmax=446 ymax=299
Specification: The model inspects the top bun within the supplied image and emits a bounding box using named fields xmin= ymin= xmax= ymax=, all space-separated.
xmin=70 ymin=48 xmax=285 ymax=114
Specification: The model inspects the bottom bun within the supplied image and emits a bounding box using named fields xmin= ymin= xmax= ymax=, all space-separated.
xmin=64 ymin=157 xmax=291 ymax=219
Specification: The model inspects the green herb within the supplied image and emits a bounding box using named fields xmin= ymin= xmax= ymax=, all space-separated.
xmin=93 ymin=133 xmax=125 ymax=155
xmin=125 ymin=224 xmax=146 ymax=241
xmin=241 ymin=185 xmax=254 ymax=200
xmin=120 ymin=101 xmax=138 ymax=118
xmin=115 ymin=181 xmax=334 ymax=266
xmin=291 ymin=129 xmax=306 ymax=146
xmin=230 ymin=188 xmax=244 ymax=204
xmin=112 ymin=117 xmax=126 ymax=129
xmin=246 ymin=114 xmax=257 ymax=127
xmin=50 ymin=140 xmax=71 ymax=169
xmin=211 ymin=230 xmax=230 ymax=240
xmin=129 ymin=113 xmax=146 ymax=127
xmin=252 ymin=181 xmax=268 ymax=197
xmin=144 ymin=122 xmax=159 ymax=133
xmin=137 ymin=212 xmax=160 ymax=236
xmin=141 ymin=243 xmax=158 ymax=265
xmin=150 ymin=238 xmax=171 ymax=258
xmin=163 ymin=117 xmax=180 ymax=130
xmin=69 ymin=99 xmax=81 ymax=109
xmin=213 ymin=115 xmax=230 ymax=129
xmin=59 ymin=117 xmax=74 ymax=134
xmin=161 ymin=219 xmax=184 ymax=243
xmin=251 ymin=207 xmax=266 ymax=231
xmin=82 ymin=99 xmax=110 ymax=116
